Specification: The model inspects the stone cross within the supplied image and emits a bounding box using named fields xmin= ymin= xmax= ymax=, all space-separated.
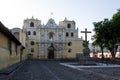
xmin=81 ymin=28 xmax=91 ymax=57
xmin=81 ymin=28 xmax=91 ymax=42
xmin=50 ymin=12 xmax=54 ymax=18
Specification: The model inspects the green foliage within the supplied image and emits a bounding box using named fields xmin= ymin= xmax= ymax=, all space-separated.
xmin=92 ymin=20 xmax=107 ymax=59
xmin=92 ymin=9 xmax=120 ymax=58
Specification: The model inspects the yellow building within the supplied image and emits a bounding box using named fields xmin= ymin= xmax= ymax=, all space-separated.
xmin=11 ymin=28 xmax=26 ymax=60
xmin=23 ymin=17 xmax=83 ymax=59
xmin=0 ymin=22 xmax=25 ymax=70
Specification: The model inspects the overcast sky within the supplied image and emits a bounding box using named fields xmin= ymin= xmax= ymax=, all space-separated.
xmin=0 ymin=0 xmax=120 ymax=42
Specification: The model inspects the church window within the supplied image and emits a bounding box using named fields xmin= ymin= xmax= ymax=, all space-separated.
xmin=31 ymin=41 xmax=35 ymax=45
xmin=30 ymin=22 xmax=34 ymax=27
xmin=49 ymin=32 xmax=53 ymax=39
xmin=33 ymin=31 xmax=36 ymax=35
xmin=68 ymin=48 xmax=72 ymax=53
xmin=27 ymin=31 xmax=31 ymax=35
xmin=31 ymin=48 xmax=34 ymax=52
xmin=66 ymin=32 xmax=69 ymax=37
xmin=68 ymin=42 xmax=72 ymax=46
xmin=67 ymin=23 xmax=71 ymax=28
xmin=71 ymin=32 xmax=74 ymax=37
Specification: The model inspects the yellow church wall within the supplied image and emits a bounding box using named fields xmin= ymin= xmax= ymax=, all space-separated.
xmin=19 ymin=29 xmax=27 ymax=60
xmin=66 ymin=40 xmax=83 ymax=58
xmin=26 ymin=39 xmax=39 ymax=59
xmin=33 ymin=43 xmax=39 ymax=59
xmin=0 ymin=32 xmax=9 ymax=69
xmin=0 ymin=32 xmax=8 ymax=48
xmin=22 ymin=49 xmax=27 ymax=60
xmin=8 ymin=42 xmax=20 ymax=65
xmin=0 ymin=32 xmax=21 ymax=70
xmin=49 ymin=40 xmax=83 ymax=59
xmin=0 ymin=47 xmax=9 ymax=69
xmin=19 ymin=30 xmax=26 ymax=47
xmin=32 ymin=40 xmax=83 ymax=59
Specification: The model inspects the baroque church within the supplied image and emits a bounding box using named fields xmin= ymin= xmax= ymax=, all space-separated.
xmin=23 ymin=17 xmax=83 ymax=59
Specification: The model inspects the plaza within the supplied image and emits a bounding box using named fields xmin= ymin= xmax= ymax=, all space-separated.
xmin=0 ymin=60 xmax=120 ymax=80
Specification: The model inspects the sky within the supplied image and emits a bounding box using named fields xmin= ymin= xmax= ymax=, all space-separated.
xmin=0 ymin=0 xmax=120 ymax=42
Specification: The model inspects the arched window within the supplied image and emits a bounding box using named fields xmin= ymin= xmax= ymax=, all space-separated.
xmin=49 ymin=32 xmax=53 ymax=39
xmin=30 ymin=22 xmax=34 ymax=27
xmin=27 ymin=31 xmax=31 ymax=35
xmin=68 ymin=42 xmax=72 ymax=46
xmin=31 ymin=48 xmax=34 ymax=52
xmin=31 ymin=41 xmax=34 ymax=45
xmin=33 ymin=31 xmax=36 ymax=35
xmin=71 ymin=32 xmax=74 ymax=37
xmin=67 ymin=23 xmax=71 ymax=28
xmin=68 ymin=48 xmax=72 ymax=53
xmin=66 ymin=32 xmax=69 ymax=37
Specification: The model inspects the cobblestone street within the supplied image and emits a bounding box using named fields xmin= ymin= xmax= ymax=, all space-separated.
xmin=1 ymin=60 xmax=120 ymax=80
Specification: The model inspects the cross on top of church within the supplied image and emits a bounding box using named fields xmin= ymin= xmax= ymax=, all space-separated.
xmin=81 ymin=28 xmax=91 ymax=42
xmin=50 ymin=12 xmax=54 ymax=18
xmin=50 ymin=12 xmax=54 ymax=15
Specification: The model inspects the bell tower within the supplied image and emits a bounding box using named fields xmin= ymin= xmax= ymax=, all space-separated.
xmin=23 ymin=16 xmax=41 ymax=59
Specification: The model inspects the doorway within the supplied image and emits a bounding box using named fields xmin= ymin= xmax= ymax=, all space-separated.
xmin=48 ymin=46 xmax=54 ymax=59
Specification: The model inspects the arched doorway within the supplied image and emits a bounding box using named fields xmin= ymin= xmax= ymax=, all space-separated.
xmin=48 ymin=43 xmax=55 ymax=59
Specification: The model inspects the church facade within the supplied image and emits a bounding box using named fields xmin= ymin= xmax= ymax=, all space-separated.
xmin=23 ymin=17 xmax=83 ymax=59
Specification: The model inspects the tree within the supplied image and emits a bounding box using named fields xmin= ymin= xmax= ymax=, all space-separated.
xmin=92 ymin=20 xmax=106 ymax=59
xmin=110 ymin=9 xmax=120 ymax=57
xmin=102 ymin=19 xmax=116 ymax=58
xmin=92 ymin=9 xmax=120 ymax=58
xmin=112 ymin=9 xmax=120 ymax=43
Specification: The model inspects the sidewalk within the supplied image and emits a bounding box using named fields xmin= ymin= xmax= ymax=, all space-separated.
xmin=0 ymin=60 xmax=26 ymax=80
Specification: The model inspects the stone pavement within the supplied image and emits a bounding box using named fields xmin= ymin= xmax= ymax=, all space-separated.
xmin=1 ymin=60 xmax=120 ymax=80
xmin=0 ymin=60 xmax=26 ymax=80
xmin=61 ymin=62 xmax=120 ymax=80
